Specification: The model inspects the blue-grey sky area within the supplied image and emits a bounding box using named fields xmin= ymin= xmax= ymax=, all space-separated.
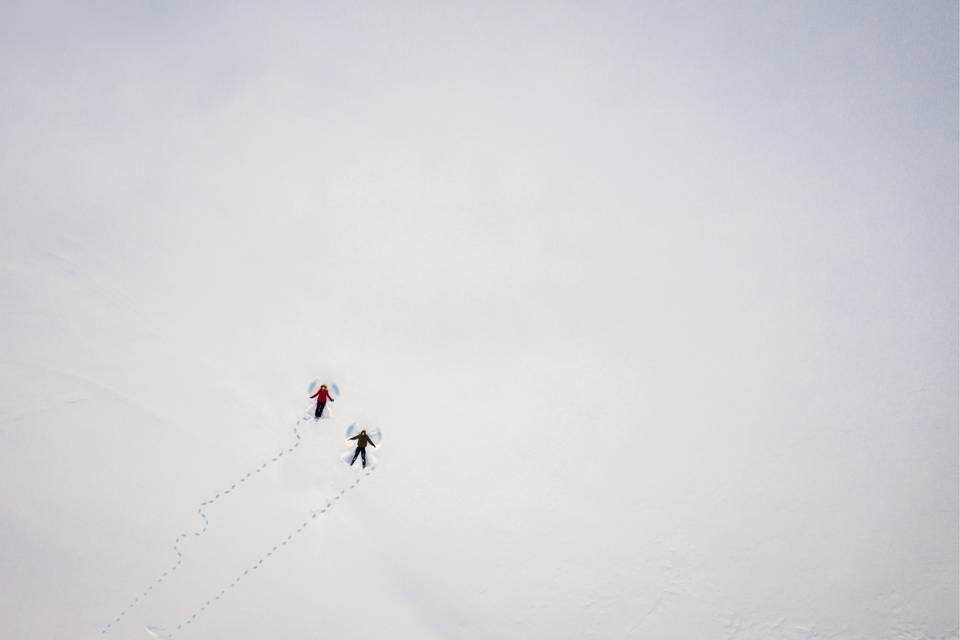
xmin=0 ymin=2 xmax=957 ymax=639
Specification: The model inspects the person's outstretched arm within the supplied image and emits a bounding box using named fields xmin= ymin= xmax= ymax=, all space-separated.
xmin=349 ymin=435 xmax=360 ymax=441
xmin=368 ymin=439 xmax=376 ymax=448
xmin=309 ymin=390 xmax=320 ymax=399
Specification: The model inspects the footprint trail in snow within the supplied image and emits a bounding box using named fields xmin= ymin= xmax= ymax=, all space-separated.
xmin=148 ymin=465 xmax=378 ymax=638
xmin=100 ymin=416 xmax=309 ymax=634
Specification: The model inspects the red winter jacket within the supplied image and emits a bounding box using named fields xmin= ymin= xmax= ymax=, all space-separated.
xmin=310 ymin=388 xmax=333 ymax=402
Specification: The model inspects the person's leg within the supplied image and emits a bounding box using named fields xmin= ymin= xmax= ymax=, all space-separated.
xmin=361 ymin=449 xmax=367 ymax=468
xmin=315 ymin=401 xmax=325 ymax=418
xmin=351 ymin=447 xmax=360 ymax=465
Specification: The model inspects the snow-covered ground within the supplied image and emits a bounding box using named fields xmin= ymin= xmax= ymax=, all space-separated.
xmin=1 ymin=3 xmax=957 ymax=639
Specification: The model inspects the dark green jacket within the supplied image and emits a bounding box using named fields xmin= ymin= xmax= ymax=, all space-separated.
xmin=349 ymin=433 xmax=376 ymax=449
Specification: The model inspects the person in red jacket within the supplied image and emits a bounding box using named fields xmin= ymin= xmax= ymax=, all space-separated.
xmin=310 ymin=384 xmax=334 ymax=419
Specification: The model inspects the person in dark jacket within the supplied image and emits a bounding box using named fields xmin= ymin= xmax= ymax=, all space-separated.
xmin=310 ymin=384 xmax=334 ymax=419
xmin=348 ymin=430 xmax=376 ymax=468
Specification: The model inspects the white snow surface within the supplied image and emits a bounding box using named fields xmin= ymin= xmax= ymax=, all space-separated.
xmin=0 ymin=2 xmax=957 ymax=639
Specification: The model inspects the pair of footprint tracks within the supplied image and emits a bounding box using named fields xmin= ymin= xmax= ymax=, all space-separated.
xmin=102 ymin=410 xmax=375 ymax=637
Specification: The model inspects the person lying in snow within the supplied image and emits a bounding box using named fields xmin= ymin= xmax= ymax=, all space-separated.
xmin=348 ymin=430 xmax=376 ymax=468
xmin=310 ymin=384 xmax=334 ymax=419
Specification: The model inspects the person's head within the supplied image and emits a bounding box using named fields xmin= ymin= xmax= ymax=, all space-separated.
xmin=360 ymin=429 xmax=367 ymax=435
xmin=320 ymin=384 xmax=327 ymax=390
